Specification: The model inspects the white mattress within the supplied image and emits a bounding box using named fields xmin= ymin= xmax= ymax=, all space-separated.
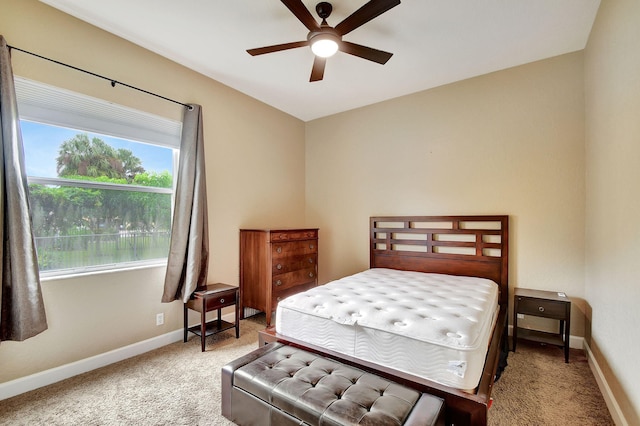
xmin=275 ymin=268 xmax=499 ymax=391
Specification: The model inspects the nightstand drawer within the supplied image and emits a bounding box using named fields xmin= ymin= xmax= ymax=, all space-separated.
xmin=517 ymin=297 xmax=566 ymax=319
xmin=204 ymin=290 xmax=237 ymax=311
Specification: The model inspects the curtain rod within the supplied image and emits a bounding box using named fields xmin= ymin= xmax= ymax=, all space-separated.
xmin=8 ymin=45 xmax=193 ymax=110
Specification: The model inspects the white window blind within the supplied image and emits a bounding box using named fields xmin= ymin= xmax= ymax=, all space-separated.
xmin=14 ymin=77 xmax=182 ymax=148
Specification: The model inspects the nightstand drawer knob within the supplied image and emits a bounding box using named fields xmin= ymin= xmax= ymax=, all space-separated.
xmin=276 ymin=263 xmax=282 ymax=270
xmin=276 ymin=247 xmax=282 ymax=253
xmin=309 ymin=272 xmax=314 ymax=278
xmin=309 ymin=244 xmax=314 ymax=249
xmin=275 ymin=280 xmax=283 ymax=286
xmin=538 ymin=306 xmax=545 ymax=312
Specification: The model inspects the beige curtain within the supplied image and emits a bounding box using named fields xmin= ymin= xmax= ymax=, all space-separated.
xmin=0 ymin=36 xmax=47 ymax=342
xmin=162 ymin=104 xmax=209 ymax=303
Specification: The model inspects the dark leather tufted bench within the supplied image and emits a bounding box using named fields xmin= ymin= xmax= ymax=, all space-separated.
xmin=222 ymin=342 xmax=444 ymax=426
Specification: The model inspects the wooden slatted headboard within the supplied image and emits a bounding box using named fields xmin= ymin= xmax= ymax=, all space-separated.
xmin=370 ymin=215 xmax=509 ymax=307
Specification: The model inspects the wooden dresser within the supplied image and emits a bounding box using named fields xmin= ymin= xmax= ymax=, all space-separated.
xmin=239 ymin=228 xmax=318 ymax=326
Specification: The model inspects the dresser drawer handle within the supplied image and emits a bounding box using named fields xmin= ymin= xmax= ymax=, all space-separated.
xmin=277 ymin=297 xmax=282 ymax=301
xmin=308 ymin=258 xmax=314 ymax=264
xmin=538 ymin=306 xmax=545 ymax=312
xmin=309 ymin=272 xmax=314 ymax=278
xmin=276 ymin=263 xmax=282 ymax=270
xmin=276 ymin=247 xmax=282 ymax=253
xmin=309 ymin=244 xmax=315 ymax=249
xmin=275 ymin=280 xmax=283 ymax=286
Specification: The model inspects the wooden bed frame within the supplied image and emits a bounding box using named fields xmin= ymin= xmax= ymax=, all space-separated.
xmin=259 ymin=215 xmax=509 ymax=426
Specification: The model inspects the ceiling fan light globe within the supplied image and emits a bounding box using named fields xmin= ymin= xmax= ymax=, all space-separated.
xmin=311 ymin=37 xmax=339 ymax=57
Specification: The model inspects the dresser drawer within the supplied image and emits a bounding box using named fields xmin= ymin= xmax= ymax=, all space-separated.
xmin=517 ymin=296 xmax=566 ymax=319
xmin=272 ymin=240 xmax=317 ymax=258
xmin=273 ymin=281 xmax=317 ymax=306
xmin=270 ymin=230 xmax=318 ymax=242
xmin=272 ymin=267 xmax=316 ymax=292
xmin=272 ymin=254 xmax=316 ymax=274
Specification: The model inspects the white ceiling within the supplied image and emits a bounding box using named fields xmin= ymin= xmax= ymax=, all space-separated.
xmin=40 ymin=0 xmax=600 ymax=122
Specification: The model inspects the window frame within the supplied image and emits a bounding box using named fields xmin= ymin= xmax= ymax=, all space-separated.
xmin=16 ymin=77 xmax=182 ymax=278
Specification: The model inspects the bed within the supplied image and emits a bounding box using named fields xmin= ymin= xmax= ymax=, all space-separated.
xmin=264 ymin=215 xmax=509 ymax=426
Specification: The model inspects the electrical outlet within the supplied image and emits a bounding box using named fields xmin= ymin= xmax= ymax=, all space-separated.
xmin=156 ymin=313 xmax=164 ymax=326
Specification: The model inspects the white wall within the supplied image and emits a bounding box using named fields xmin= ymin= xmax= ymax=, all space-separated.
xmin=584 ymin=0 xmax=640 ymax=421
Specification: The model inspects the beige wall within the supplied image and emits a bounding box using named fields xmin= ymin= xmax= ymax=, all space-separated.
xmin=306 ymin=53 xmax=586 ymax=337
xmin=0 ymin=0 xmax=305 ymax=383
xmin=584 ymin=0 xmax=640 ymax=422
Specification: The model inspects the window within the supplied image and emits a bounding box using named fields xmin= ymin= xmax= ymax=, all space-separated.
xmin=15 ymin=78 xmax=182 ymax=276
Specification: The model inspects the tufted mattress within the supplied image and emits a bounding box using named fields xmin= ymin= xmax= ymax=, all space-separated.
xmin=275 ymin=268 xmax=499 ymax=391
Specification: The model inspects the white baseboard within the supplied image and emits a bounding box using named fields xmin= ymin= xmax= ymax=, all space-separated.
xmin=0 ymin=329 xmax=183 ymax=401
xmin=569 ymin=334 xmax=584 ymax=350
xmin=1 ymin=311 xmax=241 ymax=401
xmin=584 ymin=341 xmax=628 ymax=426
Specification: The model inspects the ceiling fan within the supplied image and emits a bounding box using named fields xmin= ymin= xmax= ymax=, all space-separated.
xmin=247 ymin=0 xmax=401 ymax=82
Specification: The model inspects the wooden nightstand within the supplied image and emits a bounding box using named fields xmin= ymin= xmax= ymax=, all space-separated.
xmin=184 ymin=283 xmax=240 ymax=352
xmin=513 ymin=287 xmax=571 ymax=362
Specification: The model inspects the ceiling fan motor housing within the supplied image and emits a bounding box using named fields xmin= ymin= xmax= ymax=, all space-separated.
xmin=316 ymin=2 xmax=333 ymax=20
xmin=309 ymin=2 xmax=340 ymax=50
xmin=307 ymin=25 xmax=341 ymax=44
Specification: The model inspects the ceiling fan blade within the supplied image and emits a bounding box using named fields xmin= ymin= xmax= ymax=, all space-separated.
xmin=310 ymin=56 xmax=326 ymax=82
xmin=339 ymin=41 xmax=393 ymax=64
xmin=281 ymin=0 xmax=320 ymax=32
xmin=334 ymin=0 xmax=401 ymax=36
xmin=247 ymin=41 xmax=309 ymax=56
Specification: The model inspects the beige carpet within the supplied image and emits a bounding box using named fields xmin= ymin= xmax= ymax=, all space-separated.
xmin=489 ymin=339 xmax=614 ymax=426
xmin=0 ymin=316 xmax=613 ymax=425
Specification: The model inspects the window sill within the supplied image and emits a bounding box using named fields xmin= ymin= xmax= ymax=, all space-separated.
xmin=40 ymin=260 xmax=168 ymax=282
